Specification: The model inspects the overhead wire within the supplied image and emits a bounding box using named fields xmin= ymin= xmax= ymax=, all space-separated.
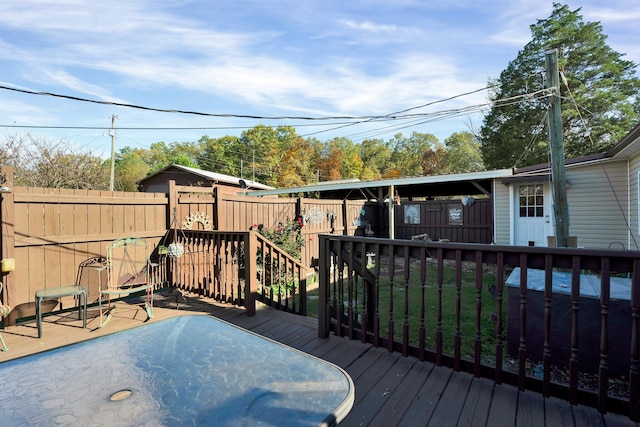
xmin=0 ymin=83 xmax=489 ymax=122
xmin=1 ymin=83 xmax=550 ymax=136
xmin=1 ymin=82 xmax=554 ymax=156
xmin=511 ymin=110 xmax=549 ymax=169
xmin=559 ymin=70 xmax=638 ymax=249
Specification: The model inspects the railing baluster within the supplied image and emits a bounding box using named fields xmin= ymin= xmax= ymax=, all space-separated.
xmin=474 ymin=250 xmax=482 ymax=377
xmin=360 ymin=240 xmax=368 ymax=344
xmin=373 ymin=243 xmax=381 ymax=348
xmin=599 ymin=256 xmax=611 ymax=413
xmin=403 ymin=246 xmax=410 ymax=357
xmin=224 ymin=234 xmax=231 ymax=302
xmin=419 ymin=247 xmax=427 ymax=362
xmin=318 ymin=236 xmax=329 ymax=337
xmin=388 ymin=243 xmax=395 ymax=353
xmin=570 ymin=255 xmax=581 ymax=405
xmin=331 ymin=242 xmax=339 ymax=335
xmin=196 ymin=232 xmax=203 ymax=293
xmin=454 ymin=249 xmax=462 ymax=371
xmin=495 ymin=252 xmax=504 ymax=385
xmin=436 ymin=247 xmax=443 ymax=366
xmin=336 ymin=240 xmax=344 ymax=337
xmin=205 ymin=234 xmax=212 ymax=297
xmin=543 ymin=254 xmax=553 ymax=397
xmin=518 ymin=253 xmax=528 ymax=391
xmin=347 ymin=241 xmax=354 ymax=339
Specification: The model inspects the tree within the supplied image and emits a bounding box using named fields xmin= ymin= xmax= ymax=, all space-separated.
xmin=276 ymin=137 xmax=321 ymax=188
xmin=114 ymin=152 xmax=149 ymax=191
xmin=444 ymin=132 xmax=484 ymax=173
xmin=329 ymin=137 xmax=363 ymax=180
xmin=388 ymin=132 xmax=440 ymax=176
xmin=238 ymin=125 xmax=299 ymax=186
xmin=321 ymin=139 xmax=345 ymax=181
xmin=1 ymin=133 xmax=109 ymax=189
xmin=359 ymin=138 xmax=391 ymax=179
xmin=479 ymin=3 xmax=640 ymax=169
xmin=198 ymin=135 xmax=240 ymax=176
xmin=421 ymin=141 xmax=448 ymax=175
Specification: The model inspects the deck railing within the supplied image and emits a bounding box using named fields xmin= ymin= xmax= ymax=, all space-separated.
xmin=318 ymin=235 xmax=640 ymax=419
xmin=162 ymin=229 xmax=308 ymax=315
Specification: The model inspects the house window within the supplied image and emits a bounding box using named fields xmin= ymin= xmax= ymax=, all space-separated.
xmin=519 ymin=184 xmax=544 ymax=217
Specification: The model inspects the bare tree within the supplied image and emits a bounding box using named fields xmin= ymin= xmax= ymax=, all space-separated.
xmin=0 ymin=133 xmax=109 ymax=189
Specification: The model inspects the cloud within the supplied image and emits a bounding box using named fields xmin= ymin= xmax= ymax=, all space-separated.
xmin=340 ymin=20 xmax=401 ymax=34
xmin=0 ymin=0 xmax=636 ymax=148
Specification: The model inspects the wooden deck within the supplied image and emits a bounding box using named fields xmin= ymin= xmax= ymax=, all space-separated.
xmin=0 ymin=292 xmax=637 ymax=427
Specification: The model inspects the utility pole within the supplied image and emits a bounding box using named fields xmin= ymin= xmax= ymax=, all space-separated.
xmin=545 ymin=49 xmax=570 ymax=247
xmin=109 ymin=115 xmax=117 ymax=191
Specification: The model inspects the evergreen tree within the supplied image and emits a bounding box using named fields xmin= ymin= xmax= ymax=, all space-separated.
xmin=479 ymin=3 xmax=640 ymax=169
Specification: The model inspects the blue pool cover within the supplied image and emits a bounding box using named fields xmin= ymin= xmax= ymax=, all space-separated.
xmin=0 ymin=315 xmax=354 ymax=426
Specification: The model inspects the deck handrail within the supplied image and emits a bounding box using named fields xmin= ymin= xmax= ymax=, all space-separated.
xmin=318 ymin=235 xmax=640 ymax=420
xmin=162 ymin=229 xmax=308 ymax=316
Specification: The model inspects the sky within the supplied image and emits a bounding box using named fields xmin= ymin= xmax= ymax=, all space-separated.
xmin=0 ymin=0 xmax=639 ymax=159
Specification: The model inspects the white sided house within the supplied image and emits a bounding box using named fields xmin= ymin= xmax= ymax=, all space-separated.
xmin=494 ymin=123 xmax=640 ymax=249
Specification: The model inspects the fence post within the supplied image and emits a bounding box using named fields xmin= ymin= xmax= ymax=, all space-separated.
xmin=0 ymin=166 xmax=15 ymax=326
xmin=244 ymin=231 xmax=257 ymax=316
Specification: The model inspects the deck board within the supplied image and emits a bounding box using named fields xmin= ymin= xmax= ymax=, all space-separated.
xmin=401 ymin=363 xmax=453 ymax=425
xmin=516 ymin=390 xmax=546 ymax=426
xmin=346 ymin=355 xmax=418 ymax=425
xmin=0 ymin=292 xmax=638 ymax=427
xmin=478 ymin=375 xmax=518 ymax=427
xmin=457 ymin=376 xmax=494 ymax=427
xmin=367 ymin=361 xmax=434 ymax=427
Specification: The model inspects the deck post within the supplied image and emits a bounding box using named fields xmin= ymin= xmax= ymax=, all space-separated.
xmin=318 ymin=235 xmax=330 ymax=338
xmin=244 ymin=232 xmax=258 ymax=316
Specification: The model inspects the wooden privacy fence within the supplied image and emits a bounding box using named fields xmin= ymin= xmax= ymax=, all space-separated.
xmin=0 ymin=167 xmax=167 ymax=325
xmin=318 ymin=235 xmax=640 ymax=420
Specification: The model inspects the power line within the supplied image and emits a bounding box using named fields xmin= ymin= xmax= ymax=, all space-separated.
xmin=0 ymin=121 xmax=362 ymax=131
xmin=0 ymin=83 xmax=552 ymax=147
xmin=0 ymin=84 xmax=486 ymax=122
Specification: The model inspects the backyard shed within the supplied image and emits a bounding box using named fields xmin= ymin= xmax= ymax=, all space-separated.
xmin=137 ymin=164 xmax=273 ymax=194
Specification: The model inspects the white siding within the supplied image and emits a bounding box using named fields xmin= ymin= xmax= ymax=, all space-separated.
xmin=493 ymin=179 xmax=511 ymax=245
xmin=564 ymin=160 xmax=629 ymax=249
xmin=628 ymin=154 xmax=640 ymax=249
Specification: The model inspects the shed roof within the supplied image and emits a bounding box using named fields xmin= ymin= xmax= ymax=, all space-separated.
xmin=137 ymin=164 xmax=273 ymax=190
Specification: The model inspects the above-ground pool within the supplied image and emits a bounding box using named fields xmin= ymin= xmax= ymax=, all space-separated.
xmin=0 ymin=315 xmax=354 ymax=426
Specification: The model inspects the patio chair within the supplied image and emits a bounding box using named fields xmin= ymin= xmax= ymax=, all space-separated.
xmin=75 ymin=256 xmax=108 ymax=303
xmin=0 ymin=282 xmax=11 ymax=351
xmin=99 ymin=237 xmax=157 ymax=328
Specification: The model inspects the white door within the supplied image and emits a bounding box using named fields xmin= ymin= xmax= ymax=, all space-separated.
xmin=514 ymin=183 xmax=551 ymax=247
